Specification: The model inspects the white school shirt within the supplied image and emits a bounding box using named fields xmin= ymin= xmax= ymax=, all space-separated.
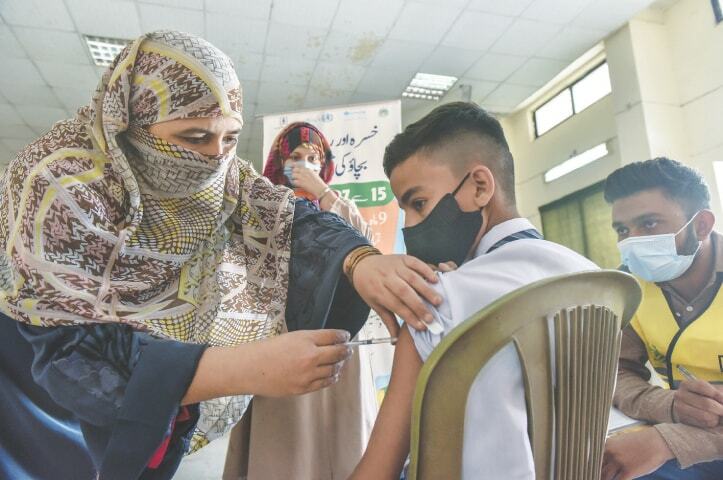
xmin=409 ymin=218 xmax=598 ymax=480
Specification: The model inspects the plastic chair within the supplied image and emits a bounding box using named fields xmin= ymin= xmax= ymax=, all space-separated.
xmin=408 ymin=270 xmax=641 ymax=480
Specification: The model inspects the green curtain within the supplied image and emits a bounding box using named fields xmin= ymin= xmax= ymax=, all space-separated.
xmin=581 ymin=190 xmax=620 ymax=268
xmin=540 ymin=199 xmax=586 ymax=257
xmin=540 ymin=183 xmax=620 ymax=269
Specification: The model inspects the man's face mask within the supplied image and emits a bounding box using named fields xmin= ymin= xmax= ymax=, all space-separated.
xmin=402 ymin=172 xmax=483 ymax=266
xmin=617 ymin=212 xmax=702 ymax=282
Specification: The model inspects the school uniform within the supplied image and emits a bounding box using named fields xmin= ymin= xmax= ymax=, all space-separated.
xmin=409 ymin=217 xmax=598 ymax=480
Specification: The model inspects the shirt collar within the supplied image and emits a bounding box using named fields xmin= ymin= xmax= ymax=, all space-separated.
xmin=474 ymin=217 xmax=539 ymax=258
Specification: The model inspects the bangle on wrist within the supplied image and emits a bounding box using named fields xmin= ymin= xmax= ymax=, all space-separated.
xmin=318 ymin=187 xmax=334 ymax=202
xmin=343 ymin=245 xmax=381 ymax=286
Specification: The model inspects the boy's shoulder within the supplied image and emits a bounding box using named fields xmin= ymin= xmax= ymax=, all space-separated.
xmin=451 ymin=238 xmax=598 ymax=277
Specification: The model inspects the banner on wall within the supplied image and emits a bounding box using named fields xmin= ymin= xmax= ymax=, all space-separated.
xmin=263 ymin=100 xmax=403 ymax=404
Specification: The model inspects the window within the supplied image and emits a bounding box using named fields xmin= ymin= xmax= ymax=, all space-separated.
xmin=572 ymin=63 xmax=611 ymax=112
xmin=713 ymin=0 xmax=722 ymax=23
xmin=533 ymin=62 xmax=612 ymax=137
xmin=534 ymin=89 xmax=573 ymax=137
xmin=540 ymin=183 xmax=620 ymax=268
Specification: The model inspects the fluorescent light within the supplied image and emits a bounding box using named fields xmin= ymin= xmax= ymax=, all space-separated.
xmin=403 ymin=73 xmax=458 ymax=101
xmin=85 ymin=35 xmax=131 ymax=67
xmin=544 ymin=143 xmax=609 ymax=183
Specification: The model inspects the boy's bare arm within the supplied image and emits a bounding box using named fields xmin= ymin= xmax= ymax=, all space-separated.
xmin=349 ymin=327 xmax=423 ymax=480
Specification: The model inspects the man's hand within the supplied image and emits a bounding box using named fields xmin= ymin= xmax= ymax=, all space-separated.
xmin=602 ymin=427 xmax=675 ymax=480
xmin=351 ymin=254 xmax=442 ymax=335
xmin=673 ymin=379 xmax=723 ymax=428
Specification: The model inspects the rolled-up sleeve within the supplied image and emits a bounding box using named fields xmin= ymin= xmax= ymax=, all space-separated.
xmin=654 ymin=423 xmax=723 ymax=468
xmin=407 ymin=276 xmax=448 ymax=362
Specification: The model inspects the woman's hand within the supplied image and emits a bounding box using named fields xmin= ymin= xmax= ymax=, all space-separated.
xmin=351 ymin=254 xmax=442 ymax=336
xmin=247 ymin=329 xmax=352 ymax=396
xmin=183 ymin=329 xmax=352 ymax=404
xmin=291 ymin=164 xmax=328 ymax=199
xmin=430 ymin=261 xmax=458 ymax=273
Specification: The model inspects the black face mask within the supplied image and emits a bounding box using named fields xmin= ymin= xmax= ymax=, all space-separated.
xmin=402 ymin=173 xmax=483 ymax=266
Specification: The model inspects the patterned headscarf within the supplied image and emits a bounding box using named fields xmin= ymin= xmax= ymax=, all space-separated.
xmin=263 ymin=122 xmax=334 ymax=186
xmin=0 ymin=31 xmax=294 ymax=451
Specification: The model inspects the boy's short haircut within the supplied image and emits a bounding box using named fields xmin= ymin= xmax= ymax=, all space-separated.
xmin=383 ymin=101 xmax=515 ymax=203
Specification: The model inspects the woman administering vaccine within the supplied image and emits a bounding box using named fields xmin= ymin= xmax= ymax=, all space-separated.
xmin=223 ymin=123 xmax=377 ymax=480
xmin=0 ymin=31 xmax=444 ymax=480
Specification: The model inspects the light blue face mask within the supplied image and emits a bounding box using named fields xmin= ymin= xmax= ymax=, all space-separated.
xmin=283 ymin=160 xmax=321 ymax=187
xmin=617 ymin=213 xmax=701 ymax=283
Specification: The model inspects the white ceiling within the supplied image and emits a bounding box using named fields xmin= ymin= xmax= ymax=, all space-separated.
xmin=0 ymin=0 xmax=661 ymax=167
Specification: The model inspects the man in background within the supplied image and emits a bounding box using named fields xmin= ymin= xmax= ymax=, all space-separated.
xmin=603 ymin=158 xmax=723 ymax=480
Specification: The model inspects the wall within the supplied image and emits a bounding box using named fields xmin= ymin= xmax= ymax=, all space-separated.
xmin=502 ymin=92 xmax=620 ymax=228
xmin=666 ymin=0 xmax=723 ymax=219
xmin=503 ymin=0 xmax=723 ymax=227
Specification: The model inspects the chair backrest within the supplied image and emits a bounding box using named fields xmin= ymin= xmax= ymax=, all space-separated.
xmin=407 ymin=270 xmax=641 ymax=480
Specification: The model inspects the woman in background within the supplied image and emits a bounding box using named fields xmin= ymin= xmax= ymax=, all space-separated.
xmin=263 ymin=121 xmax=371 ymax=238
xmin=223 ymin=122 xmax=377 ymax=480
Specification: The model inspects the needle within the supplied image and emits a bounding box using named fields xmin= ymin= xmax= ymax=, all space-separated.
xmin=345 ymin=337 xmax=397 ymax=346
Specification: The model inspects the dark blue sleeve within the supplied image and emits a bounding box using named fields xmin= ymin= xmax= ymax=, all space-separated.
xmin=17 ymin=321 xmax=206 ymax=480
xmin=285 ymin=199 xmax=372 ymax=336
xmin=0 ymin=312 xmax=95 ymax=480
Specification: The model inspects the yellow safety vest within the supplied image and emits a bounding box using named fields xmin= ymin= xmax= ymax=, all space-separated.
xmin=631 ymin=278 xmax=723 ymax=387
